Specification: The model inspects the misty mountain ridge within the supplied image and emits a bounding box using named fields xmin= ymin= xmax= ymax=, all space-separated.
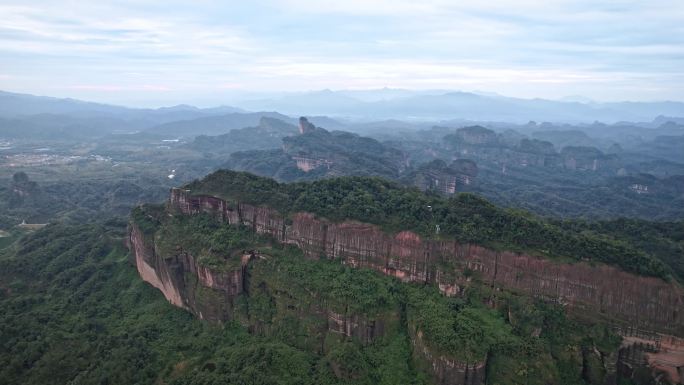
xmin=0 ymin=90 xmax=244 ymax=124
xmin=232 ymin=89 xmax=684 ymax=123
xmin=2 ymin=89 xmax=683 ymax=125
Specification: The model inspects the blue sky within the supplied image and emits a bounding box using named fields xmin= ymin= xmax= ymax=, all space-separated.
xmin=0 ymin=0 xmax=683 ymax=106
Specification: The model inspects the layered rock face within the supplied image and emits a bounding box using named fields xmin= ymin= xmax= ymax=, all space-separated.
xmin=129 ymin=224 xmax=245 ymax=322
xmin=411 ymin=328 xmax=486 ymax=385
xmin=129 ymin=220 xmax=399 ymax=353
xmin=168 ymin=187 xmax=684 ymax=337
xmin=618 ymin=329 xmax=684 ymax=384
xmin=131 ymin=187 xmax=684 ymax=384
xmin=413 ymin=159 xmax=478 ymax=195
xmin=245 ymin=256 xmax=401 ymax=352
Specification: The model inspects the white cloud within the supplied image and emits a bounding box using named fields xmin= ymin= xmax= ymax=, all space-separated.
xmin=0 ymin=0 xmax=682 ymax=104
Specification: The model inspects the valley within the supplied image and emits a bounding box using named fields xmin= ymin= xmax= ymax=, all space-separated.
xmin=3 ymin=1 xmax=684 ymax=384
xmin=1 ymin=90 xmax=683 ymax=385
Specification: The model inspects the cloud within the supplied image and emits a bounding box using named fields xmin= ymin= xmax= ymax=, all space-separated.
xmin=67 ymin=84 xmax=173 ymax=92
xmin=0 ymin=0 xmax=682 ymax=105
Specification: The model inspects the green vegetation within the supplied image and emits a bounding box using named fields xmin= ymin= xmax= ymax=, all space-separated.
xmin=243 ymin=249 xmax=422 ymax=384
xmin=190 ymin=116 xmax=298 ymax=156
xmin=0 ymin=228 xmax=22 ymax=249
xmin=2 ymin=214 xmax=627 ymax=385
xmin=0 ymin=160 xmax=176 ymax=229
xmin=235 ymin=227 xmax=622 ymax=385
xmin=0 ymin=222 xmax=425 ymax=385
xmin=148 ymin=210 xmax=268 ymax=271
xmin=406 ymin=286 xmax=518 ymax=362
xmin=0 ymin=222 xmax=311 ymax=384
xmin=404 ymin=281 xmax=621 ymax=385
xmin=249 ymin=247 xmax=401 ymax=315
xmin=186 ymin=170 xmax=673 ymax=280
xmin=475 ymin=164 xmax=684 ymax=222
xmin=225 ymin=123 xmax=406 ymax=182
xmin=558 ymin=218 xmax=684 ymax=283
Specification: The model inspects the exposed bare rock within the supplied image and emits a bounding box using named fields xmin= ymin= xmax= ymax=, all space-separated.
xmin=167 ymin=187 xmax=684 ymax=337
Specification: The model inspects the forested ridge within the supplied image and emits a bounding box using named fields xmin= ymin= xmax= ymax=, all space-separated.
xmin=187 ymin=170 xmax=679 ymax=281
xmin=0 ymin=217 xmax=625 ymax=385
xmin=0 ymin=223 xmax=336 ymax=385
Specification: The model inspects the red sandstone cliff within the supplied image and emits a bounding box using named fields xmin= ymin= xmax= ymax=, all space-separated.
xmin=129 ymin=223 xmax=245 ymax=322
xmin=128 ymin=187 xmax=684 ymax=385
xmin=168 ymin=187 xmax=684 ymax=337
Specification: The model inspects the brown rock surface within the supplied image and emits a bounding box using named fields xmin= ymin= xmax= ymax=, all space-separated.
xmin=168 ymin=187 xmax=684 ymax=337
xmin=129 ymin=187 xmax=684 ymax=385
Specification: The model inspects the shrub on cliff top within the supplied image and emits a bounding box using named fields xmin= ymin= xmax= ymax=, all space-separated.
xmin=406 ymin=285 xmax=519 ymax=362
xmin=151 ymin=212 xmax=266 ymax=271
xmin=249 ymin=247 xmax=400 ymax=315
xmin=131 ymin=204 xmax=164 ymax=234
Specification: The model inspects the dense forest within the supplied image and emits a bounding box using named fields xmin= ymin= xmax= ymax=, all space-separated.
xmin=1 ymin=218 xmax=627 ymax=385
xmin=0 ymin=222 xmax=413 ymax=385
xmin=0 ymin=93 xmax=682 ymax=385
xmin=2 ymin=1 xmax=684 ymax=381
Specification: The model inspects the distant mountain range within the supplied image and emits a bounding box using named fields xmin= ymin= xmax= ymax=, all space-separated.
xmin=0 ymin=90 xmax=244 ymax=125
xmin=1 ymin=89 xmax=683 ymax=130
xmin=0 ymin=90 xmax=345 ymax=138
xmin=234 ymin=89 xmax=684 ymax=123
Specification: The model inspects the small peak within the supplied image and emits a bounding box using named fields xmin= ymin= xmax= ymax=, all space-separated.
xmin=298 ymin=117 xmax=316 ymax=134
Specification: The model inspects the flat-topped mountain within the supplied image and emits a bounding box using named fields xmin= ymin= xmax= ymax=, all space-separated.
xmin=403 ymin=159 xmax=478 ymax=195
xmin=129 ymin=170 xmax=684 ymax=384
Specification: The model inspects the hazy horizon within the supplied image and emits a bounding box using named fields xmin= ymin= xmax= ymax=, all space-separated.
xmin=3 ymin=87 xmax=684 ymax=112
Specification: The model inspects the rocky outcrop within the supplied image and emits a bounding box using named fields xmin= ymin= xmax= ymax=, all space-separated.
xmin=617 ymin=328 xmax=684 ymax=384
xmin=9 ymin=171 xmax=40 ymax=207
xmin=129 ymin=224 xmax=186 ymax=309
xmin=129 ymin=212 xmax=400 ymax=347
xmin=130 ymin=187 xmax=684 ymax=385
xmin=284 ymin=119 xmax=409 ymax=179
xmin=298 ymin=116 xmax=317 ymax=134
xmin=561 ymin=146 xmax=619 ymax=172
xmin=168 ymin=187 xmax=684 ymax=337
xmin=327 ymin=310 xmax=396 ymax=345
xmin=292 ymin=156 xmax=333 ymax=172
xmin=225 ymin=117 xmax=409 ymax=182
xmin=444 ymin=130 xmax=564 ymax=169
xmin=189 ymin=117 xmax=298 ymax=155
xmin=412 ymin=159 xmax=478 ymax=195
xmin=410 ymin=327 xmax=486 ymax=385
xmin=128 ymin=223 xmax=245 ymax=322
xmin=455 ymin=126 xmax=498 ymax=145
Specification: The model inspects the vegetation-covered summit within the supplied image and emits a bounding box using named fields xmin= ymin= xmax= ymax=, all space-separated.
xmin=185 ymin=170 xmax=675 ymax=280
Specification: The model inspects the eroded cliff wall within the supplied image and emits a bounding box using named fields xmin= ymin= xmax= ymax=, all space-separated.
xmin=128 ymin=187 xmax=684 ymax=385
xmin=168 ymin=187 xmax=684 ymax=337
xmin=129 ymin=223 xmax=244 ymax=322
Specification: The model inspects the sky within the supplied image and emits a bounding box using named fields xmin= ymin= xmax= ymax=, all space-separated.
xmin=0 ymin=0 xmax=683 ymax=107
